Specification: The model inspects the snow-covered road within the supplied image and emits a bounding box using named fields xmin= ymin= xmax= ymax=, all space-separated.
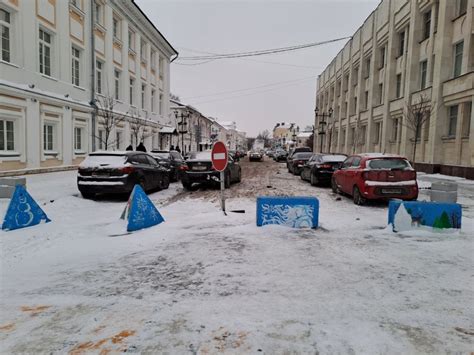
xmin=1 ymin=160 xmax=473 ymax=353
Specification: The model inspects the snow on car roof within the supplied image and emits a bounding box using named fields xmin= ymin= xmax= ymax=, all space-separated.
xmin=89 ymin=150 xmax=129 ymax=156
xmin=358 ymin=153 xmax=405 ymax=159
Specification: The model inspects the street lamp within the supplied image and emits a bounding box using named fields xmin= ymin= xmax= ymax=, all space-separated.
xmin=174 ymin=109 xmax=190 ymax=153
xmin=315 ymin=107 xmax=333 ymax=153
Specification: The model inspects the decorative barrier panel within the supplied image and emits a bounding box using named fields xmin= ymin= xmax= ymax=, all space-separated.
xmin=121 ymin=185 xmax=164 ymax=232
xmin=257 ymin=196 xmax=319 ymax=228
xmin=388 ymin=200 xmax=462 ymax=232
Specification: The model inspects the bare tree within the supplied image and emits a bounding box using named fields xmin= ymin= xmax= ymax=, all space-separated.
xmin=94 ymin=95 xmax=127 ymax=150
xmin=246 ymin=137 xmax=256 ymax=151
xmin=257 ymin=129 xmax=271 ymax=147
xmin=129 ymin=111 xmax=155 ymax=148
xmin=402 ymin=93 xmax=432 ymax=163
xmin=306 ymin=133 xmax=314 ymax=151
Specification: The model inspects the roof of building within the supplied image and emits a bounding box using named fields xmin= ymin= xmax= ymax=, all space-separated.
xmin=297 ymin=132 xmax=313 ymax=138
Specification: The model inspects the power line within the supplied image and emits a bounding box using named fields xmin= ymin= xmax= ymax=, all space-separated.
xmin=189 ymin=78 xmax=315 ymax=105
xmin=181 ymin=76 xmax=316 ymax=100
xmin=176 ymin=36 xmax=350 ymax=61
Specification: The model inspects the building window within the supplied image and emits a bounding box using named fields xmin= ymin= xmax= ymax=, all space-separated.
xmin=364 ymin=91 xmax=369 ymax=110
xmin=141 ymin=84 xmax=146 ymax=109
xmin=151 ymin=89 xmax=155 ymax=112
xmin=39 ymin=29 xmax=52 ymax=76
xmin=455 ymin=0 xmax=467 ymax=17
xmin=448 ymin=105 xmax=458 ymax=136
xmin=159 ymin=92 xmax=163 ymax=115
xmin=0 ymin=9 xmax=11 ymax=62
xmin=462 ymin=102 xmax=471 ymax=137
xmin=128 ymin=29 xmax=135 ymax=51
xmin=379 ymin=46 xmax=385 ymax=69
xmin=151 ymin=50 xmax=156 ymax=69
xmin=96 ymin=60 xmax=103 ymax=94
xmin=43 ymin=123 xmax=54 ymax=151
xmin=378 ymin=83 xmax=384 ymax=104
xmin=129 ymin=78 xmax=135 ymax=105
xmin=98 ymin=129 xmax=105 ymax=150
xmin=453 ymin=41 xmax=464 ymax=78
xmin=392 ymin=117 xmax=399 ymax=142
xmin=74 ymin=127 xmax=83 ymax=151
xmin=140 ymin=39 xmax=146 ymax=62
xmin=374 ymin=122 xmax=381 ymax=144
xmin=113 ymin=16 xmax=121 ymax=40
xmin=94 ymin=2 xmax=102 ymax=25
xmin=0 ymin=119 xmax=14 ymax=151
xmin=396 ymin=74 xmax=402 ymax=98
xmin=420 ymin=60 xmax=428 ymax=89
xmin=159 ymin=56 xmax=164 ymax=78
xmin=422 ymin=10 xmax=431 ymax=40
xmin=398 ymin=31 xmax=405 ymax=57
xmin=116 ymin=131 xmax=122 ymax=150
xmin=430 ymin=55 xmax=436 ymax=85
xmin=353 ymin=67 xmax=359 ymax=86
xmin=71 ymin=47 xmax=80 ymax=86
xmin=114 ymin=69 xmax=120 ymax=100
xmin=364 ymin=58 xmax=370 ymax=79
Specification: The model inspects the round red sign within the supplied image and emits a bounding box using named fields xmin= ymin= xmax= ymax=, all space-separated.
xmin=211 ymin=141 xmax=228 ymax=171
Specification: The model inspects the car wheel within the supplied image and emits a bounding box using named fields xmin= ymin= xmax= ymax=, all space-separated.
xmin=331 ymin=177 xmax=340 ymax=194
xmin=310 ymin=173 xmax=319 ymax=186
xmin=353 ymin=186 xmax=366 ymax=206
xmin=170 ymin=170 xmax=178 ymax=182
xmin=182 ymin=182 xmax=193 ymax=190
xmin=161 ymin=174 xmax=170 ymax=190
xmin=224 ymin=172 xmax=231 ymax=188
xmin=81 ymin=191 xmax=95 ymax=199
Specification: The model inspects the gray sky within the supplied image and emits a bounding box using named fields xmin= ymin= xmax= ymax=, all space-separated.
xmin=136 ymin=0 xmax=380 ymax=137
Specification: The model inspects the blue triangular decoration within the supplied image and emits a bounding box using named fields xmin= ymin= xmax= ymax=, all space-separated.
xmin=2 ymin=185 xmax=51 ymax=231
xmin=125 ymin=185 xmax=164 ymax=232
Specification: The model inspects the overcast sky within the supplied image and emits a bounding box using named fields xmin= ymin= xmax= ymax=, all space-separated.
xmin=136 ymin=0 xmax=380 ymax=137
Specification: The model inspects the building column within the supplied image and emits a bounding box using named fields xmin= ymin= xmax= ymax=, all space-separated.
xmin=26 ymin=98 xmax=41 ymax=168
xmin=62 ymin=106 xmax=73 ymax=165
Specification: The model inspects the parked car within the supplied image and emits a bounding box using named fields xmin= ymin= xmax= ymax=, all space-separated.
xmin=181 ymin=151 xmax=242 ymax=190
xmin=286 ymin=147 xmax=312 ymax=169
xmin=331 ymin=153 xmax=419 ymax=205
xmin=77 ymin=151 xmax=170 ymax=199
xmin=249 ymin=150 xmax=263 ymax=162
xmin=266 ymin=150 xmax=275 ymax=158
xmin=300 ymin=153 xmax=347 ymax=186
xmin=287 ymin=152 xmax=314 ymax=175
xmin=150 ymin=150 xmax=186 ymax=182
xmin=274 ymin=149 xmax=288 ymax=162
xmin=228 ymin=150 xmax=240 ymax=162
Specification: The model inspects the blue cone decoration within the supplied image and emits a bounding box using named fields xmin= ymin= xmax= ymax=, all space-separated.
xmin=121 ymin=185 xmax=164 ymax=232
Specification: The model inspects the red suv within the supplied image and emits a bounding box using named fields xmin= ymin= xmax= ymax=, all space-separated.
xmin=331 ymin=154 xmax=418 ymax=205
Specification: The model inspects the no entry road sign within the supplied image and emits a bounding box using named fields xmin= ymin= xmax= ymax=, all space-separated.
xmin=211 ymin=141 xmax=228 ymax=172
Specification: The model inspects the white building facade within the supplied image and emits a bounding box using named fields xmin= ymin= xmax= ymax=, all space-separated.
xmin=315 ymin=0 xmax=473 ymax=178
xmin=0 ymin=0 xmax=177 ymax=172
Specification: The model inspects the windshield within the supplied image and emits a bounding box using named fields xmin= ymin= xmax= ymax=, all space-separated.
xmin=80 ymin=154 xmax=127 ymax=168
xmin=367 ymin=158 xmax=412 ymax=170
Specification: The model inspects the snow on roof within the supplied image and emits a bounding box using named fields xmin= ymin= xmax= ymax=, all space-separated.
xmin=159 ymin=126 xmax=177 ymax=134
xmin=297 ymin=132 xmax=313 ymax=138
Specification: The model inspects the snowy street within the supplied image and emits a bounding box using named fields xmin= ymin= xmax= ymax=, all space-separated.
xmin=1 ymin=159 xmax=473 ymax=354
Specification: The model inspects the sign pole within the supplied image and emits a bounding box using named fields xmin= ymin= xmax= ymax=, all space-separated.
xmin=220 ymin=171 xmax=226 ymax=215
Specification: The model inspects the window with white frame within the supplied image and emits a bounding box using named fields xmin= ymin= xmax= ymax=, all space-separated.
xmin=116 ymin=130 xmax=123 ymax=150
xmin=455 ymin=0 xmax=467 ymax=17
xmin=71 ymin=47 xmax=80 ymax=86
xmin=151 ymin=89 xmax=155 ymax=112
xmin=128 ymin=29 xmax=135 ymax=51
xmin=43 ymin=123 xmax=55 ymax=152
xmin=159 ymin=92 xmax=163 ymax=115
xmin=453 ymin=41 xmax=464 ymax=78
xmin=96 ymin=60 xmax=103 ymax=94
xmin=422 ymin=10 xmax=431 ymax=41
xmin=420 ymin=60 xmax=428 ymax=89
xmin=141 ymin=84 xmax=146 ymax=109
xmin=398 ymin=30 xmax=405 ymax=57
xmin=392 ymin=117 xmax=399 ymax=142
xmin=74 ymin=126 xmax=84 ymax=151
xmin=462 ymin=102 xmax=471 ymax=137
xmin=378 ymin=83 xmax=384 ymax=104
xmin=113 ymin=15 xmax=121 ymax=40
xmin=0 ymin=119 xmax=15 ymax=152
xmin=0 ymin=8 xmax=11 ymax=63
xmin=39 ymin=29 xmax=52 ymax=76
xmin=94 ymin=1 xmax=103 ymax=25
xmin=98 ymin=129 xmax=105 ymax=150
xmin=129 ymin=78 xmax=135 ymax=105
xmin=374 ymin=122 xmax=381 ymax=144
xmin=158 ymin=56 xmax=164 ymax=78
xmin=140 ymin=39 xmax=146 ymax=62
xmin=114 ymin=69 xmax=120 ymax=100
xmin=448 ymin=105 xmax=458 ymax=137
xmin=396 ymin=73 xmax=402 ymax=98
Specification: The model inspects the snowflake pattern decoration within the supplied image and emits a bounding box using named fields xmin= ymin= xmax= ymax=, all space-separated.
xmin=123 ymin=185 xmax=165 ymax=232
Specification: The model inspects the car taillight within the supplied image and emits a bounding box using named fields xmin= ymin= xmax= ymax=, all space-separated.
xmin=297 ymin=160 xmax=304 ymax=164
xmin=321 ymin=164 xmax=332 ymax=169
xmin=179 ymin=165 xmax=189 ymax=171
xmin=120 ymin=166 xmax=135 ymax=174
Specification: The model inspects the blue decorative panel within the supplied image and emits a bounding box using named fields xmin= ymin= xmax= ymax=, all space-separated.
xmin=2 ymin=185 xmax=51 ymax=231
xmin=388 ymin=200 xmax=462 ymax=232
xmin=257 ymin=196 xmax=319 ymax=228
xmin=121 ymin=185 xmax=164 ymax=232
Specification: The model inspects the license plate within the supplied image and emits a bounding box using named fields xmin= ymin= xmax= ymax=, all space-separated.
xmin=192 ymin=165 xmax=207 ymax=171
xmin=381 ymin=188 xmax=402 ymax=194
xmin=92 ymin=172 xmax=109 ymax=177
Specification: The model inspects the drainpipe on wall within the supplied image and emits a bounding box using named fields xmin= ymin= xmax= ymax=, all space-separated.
xmin=90 ymin=0 xmax=97 ymax=152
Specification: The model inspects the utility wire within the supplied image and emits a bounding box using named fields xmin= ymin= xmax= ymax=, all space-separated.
xmin=181 ymin=76 xmax=316 ymax=100
xmin=176 ymin=36 xmax=350 ymax=61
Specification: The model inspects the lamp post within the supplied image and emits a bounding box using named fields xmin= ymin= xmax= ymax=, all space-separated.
xmin=174 ymin=110 xmax=190 ymax=153
xmin=315 ymin=107 xmax=333 ymax=153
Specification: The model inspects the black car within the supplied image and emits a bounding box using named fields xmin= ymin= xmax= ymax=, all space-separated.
xmin=249 ymin=150 xmax=263 ymax=162
xmin=77 ymin=151 xmax=170 ymax=199
xmin=287 ymin=152 xmax=314 ymax=175
xmin=274 ymin=149 xmax=288 ymax=162
xmin=300 ymin=153 xmax=347 ymax=186
xmin=150 ymin=150 xmax=186 ymax=182
xmin=181 ymin=151 xmax=242 ymax=190
xmin=286 ymin=147 xmax=312 ymax=169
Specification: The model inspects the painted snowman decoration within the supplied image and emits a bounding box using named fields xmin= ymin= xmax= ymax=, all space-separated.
xmin=15 ymin=193 xmax=34 ymax=227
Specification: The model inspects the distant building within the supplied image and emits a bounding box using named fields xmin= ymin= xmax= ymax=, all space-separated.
xmin=272 ymin=122 xmax=299 ymax=149
xmin=315 ymin=0 xmax=473 ymax=178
